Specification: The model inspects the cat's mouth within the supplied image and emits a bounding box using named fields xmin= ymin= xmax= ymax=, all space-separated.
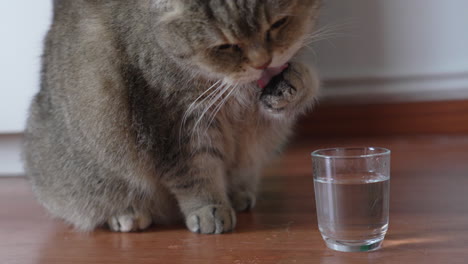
xmin=223 ymin=63 xmax=289 ymax=87
xmin=257 ymin=64 xmax=289 ymax=89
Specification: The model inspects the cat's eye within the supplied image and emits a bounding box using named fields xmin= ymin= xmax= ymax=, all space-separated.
xmin=271 ymin=17 xmax=289 ymax=30
xmin=215 ymin=44 xmax=242 ymax=52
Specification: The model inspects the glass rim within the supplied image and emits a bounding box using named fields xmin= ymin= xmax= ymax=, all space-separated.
xmin=311 ymin=147 xmax=391 ymax=159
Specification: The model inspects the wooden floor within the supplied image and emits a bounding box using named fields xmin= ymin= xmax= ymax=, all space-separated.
xmin=2 ymin=136 xmax=468 ymax=264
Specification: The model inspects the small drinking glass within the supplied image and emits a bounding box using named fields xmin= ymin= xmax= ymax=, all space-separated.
xmin=311 ymin=147 xmax=391 ymax=252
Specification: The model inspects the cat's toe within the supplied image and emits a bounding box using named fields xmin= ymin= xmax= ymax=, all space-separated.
xmin=107 ymin=212 xmax=152 ymax=232
xmin=230 ymin=191 xmax=257 ymax=212
xmin=185 ymin=205 xmax=236 ymax=234
xmin=260 ymin=62 xmax=317 ymax=116
xmin=260 ymin=76 xmax=297 ymax=112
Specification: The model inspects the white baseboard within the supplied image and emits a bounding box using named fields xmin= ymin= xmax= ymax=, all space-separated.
xmin=0 ymin=134 xmax=23 ymax=176
xmin=320 ymin=72 xmax=468 ymax=104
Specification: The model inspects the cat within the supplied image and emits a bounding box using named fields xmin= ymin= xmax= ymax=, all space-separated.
xmin=23 ymin=0 xmax=320 ymax=234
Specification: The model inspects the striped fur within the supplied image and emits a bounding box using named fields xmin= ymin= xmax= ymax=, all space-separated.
xmin=23 ymin=0 xmax=320 ymax=233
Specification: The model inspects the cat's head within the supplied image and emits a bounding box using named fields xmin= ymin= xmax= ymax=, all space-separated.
xmin=153 ymin=0 xmax=320 ymax=85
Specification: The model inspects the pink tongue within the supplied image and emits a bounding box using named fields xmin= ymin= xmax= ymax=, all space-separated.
xmin=257 ymin=64 xmax=289 ymax=89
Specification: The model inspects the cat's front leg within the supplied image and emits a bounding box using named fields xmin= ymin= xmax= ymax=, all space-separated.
xmin=260 ymin=62 xmax=319 ymax=117
xmin=228 ymin=168 xmax=260 ymax=212
xmin=163 ymin=145 xmax=235 ymax=234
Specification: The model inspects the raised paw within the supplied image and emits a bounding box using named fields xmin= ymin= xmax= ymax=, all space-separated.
xmin=229 ymin=190 xmax=257 ymax=212
xmin=185 ymin=205 xmax=236 ymax=234
xmin=260 ymin=77 xmax=297 ymax=112
xmin=260 ymin=62 xmax=317 ymax=115
xmin=107 ymin=212 xmax=152 ymax=232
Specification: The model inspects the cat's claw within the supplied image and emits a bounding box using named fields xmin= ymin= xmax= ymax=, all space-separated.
xmin=186 ymin=205 xmax=236 ymax=234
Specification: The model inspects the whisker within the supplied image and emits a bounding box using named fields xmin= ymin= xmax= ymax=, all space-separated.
xmin=301 ymin=21 xmax=355 ymax=53
xmin=179 ymin=80 xmax=221 ymax=147
xmin=304 ymin=21 xmax=355 ymax=45
xmin=303 ymin=44 xmax=318 ymax=59
xmin=181 ymin=80 xmax=220 ymax=129
xmin=205 ymin=82 xmax=239 ymax=134
xmin=191 ymin=81 xmax=230 ymax=143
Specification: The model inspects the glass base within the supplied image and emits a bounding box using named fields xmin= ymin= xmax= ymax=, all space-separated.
xmin=323 ymin=237 xmax=383 ymax=252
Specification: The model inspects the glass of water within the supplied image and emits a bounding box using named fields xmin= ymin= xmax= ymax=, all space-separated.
xmin=311 ymin=147 xmax=391 ymax=252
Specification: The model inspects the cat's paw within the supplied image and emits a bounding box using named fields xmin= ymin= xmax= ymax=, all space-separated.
xmin=229 ymin=190 xmax=257 ymax=212
xmin=185 ymin=205 xmax=236 ymax=234
xmin=107 ymin=212 xmax=152 ymax=232
xmin=260 ymin=62 xmax=317 ymax=115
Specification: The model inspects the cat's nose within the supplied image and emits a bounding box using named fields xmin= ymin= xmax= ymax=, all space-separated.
xmin=253 ymin=59 xmax=272 ymax=70
xmin=247 ymin=47 xmax=272 ymax=70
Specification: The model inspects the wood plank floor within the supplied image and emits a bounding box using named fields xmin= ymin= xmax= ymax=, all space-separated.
xmin=1 ymin=136 xmax=468 ymax=264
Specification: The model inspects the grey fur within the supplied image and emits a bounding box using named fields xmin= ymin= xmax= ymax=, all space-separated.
xmin=23 ymin=0 xmax=320 ymax=233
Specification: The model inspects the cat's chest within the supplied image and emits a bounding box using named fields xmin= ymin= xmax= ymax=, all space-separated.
xmin=225 ymin=86 xmax=259 ymax=117
xmin=220 ymin=89 xmax=283 ymax=167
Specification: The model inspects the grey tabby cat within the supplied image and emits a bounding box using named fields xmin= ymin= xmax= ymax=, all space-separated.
xmin=23 ymin=0 xmax=320 ymax=234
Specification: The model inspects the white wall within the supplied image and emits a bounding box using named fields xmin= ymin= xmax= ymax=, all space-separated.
xmin=306 ymin=0 xmax=468 ymax=102
xmin=0 ymin=1 xmax=52 ymax=175
xmin=0 ymin=1 xmax=52 ymax=133
xmin=311 ymin=0 xmax=468 ymax=80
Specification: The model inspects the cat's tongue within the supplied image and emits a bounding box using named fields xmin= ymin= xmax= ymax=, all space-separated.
xmin=257 ymin=64 xmax=289 ymax=89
